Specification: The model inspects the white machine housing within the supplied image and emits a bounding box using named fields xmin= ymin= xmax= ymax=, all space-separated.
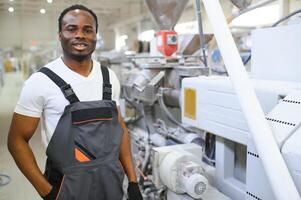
xmin=181 ymin=24 xmax=301 ymax=199
xmin=152 ymin=144 xmax=230 ymax=200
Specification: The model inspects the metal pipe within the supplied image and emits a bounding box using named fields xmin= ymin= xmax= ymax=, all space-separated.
xmin=162 ymin=88 xmax=181 ymax=108
xmin=202 ymin=0 xmax=300 ymax=199
xmin=158 ymin=88 xmax=195 ymax=133
xmin=195 ymin=0 xmax=208 ymax=67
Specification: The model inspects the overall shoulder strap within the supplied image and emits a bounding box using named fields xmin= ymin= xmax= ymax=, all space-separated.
xmin=39 ymin=67 xmax=79 ymax=104
xmin=100 ymin=65 xmax=112 ymax=100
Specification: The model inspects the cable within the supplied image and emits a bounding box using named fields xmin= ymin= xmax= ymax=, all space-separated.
xmin=139 ymin=103 xmax=151 ymax=144
xmin=202 ymin=132 xmax=216 ymax=164
xmin=243 ymin=54 xmax=251 ymax=65
xmin=157 ymin=88 xmax=195 ymax=133
xmin=153 ymin=119 xmax=184 ymax=144
xmin=271 ymin=8 xmax=301 ymax=27
xmin=202 ymin=144 xmax=216 ymax=164
xmin=235 ymin=0 xmax=276 ymax=17
xmin=123 ymin=87 xmax=143 ymax=124
xmin=137 ymin=103 xmax=153 ymax=182
xmin=136 ymin=166 xmax=148 ymax=181
xmin=244 ymin=8 xmax=301 ymax=65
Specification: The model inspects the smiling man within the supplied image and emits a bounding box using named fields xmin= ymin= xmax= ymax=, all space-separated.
xmin=7 ymin=4 xmax=142 ymax=200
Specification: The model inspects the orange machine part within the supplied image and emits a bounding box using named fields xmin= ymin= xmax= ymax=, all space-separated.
xmin=156 ymin=30 xmax=178 ymax=57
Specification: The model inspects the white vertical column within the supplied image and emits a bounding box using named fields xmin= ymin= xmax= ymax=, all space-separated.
xmin=202 ymin=0 xmax=300 ymax=199
xmin=279 ymin=0 xmax=289 ymax=19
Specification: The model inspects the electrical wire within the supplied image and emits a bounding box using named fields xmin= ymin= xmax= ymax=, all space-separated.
xmin=243 ymin=53 xmax=251 ymax=65
xmin=137 ymin=103 xmax=153 ymax=180
xmin=157 ymin=88 xmax=195 ymax=133
xmin=244 ymin=8 xmax=301 ymax=65
xmin=153 ymin=119 xmax=184 ymax=144
xmin=123 ymin=87 xmax=143 ymax=124
xmin=235 ymin=0 xmax=276 ymax=17
xmin=140 ymin=103 xmax=151 ymax=144
xmin=202 ymin=144 xmax=216 ymax=164
xmin=271 ymin=8 xmax=301 ymax=27
xmin=206 ymin=0 xmax=275 ymax=67
xmin=136 ymin=166 xmax=148 ymax=181
xmin=123 ymin=88 xmax=152 ymax=181
xmin=202 ymin=132 xmax=216 ymax=164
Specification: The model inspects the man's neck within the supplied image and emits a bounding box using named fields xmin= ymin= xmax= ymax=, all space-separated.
xmin=62 ymin=56 xmax=93 ymax=77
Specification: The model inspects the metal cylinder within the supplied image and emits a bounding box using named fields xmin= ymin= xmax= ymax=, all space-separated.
xmin=162 ymin=88 xmax=181 ymax=108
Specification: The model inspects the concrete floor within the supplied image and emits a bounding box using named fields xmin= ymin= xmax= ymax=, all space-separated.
xmin=0 ymin=72 xmax=46 ymax=200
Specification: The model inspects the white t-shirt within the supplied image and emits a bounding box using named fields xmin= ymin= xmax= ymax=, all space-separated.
xmin=15 ymin=57 xmax=120 ymax=147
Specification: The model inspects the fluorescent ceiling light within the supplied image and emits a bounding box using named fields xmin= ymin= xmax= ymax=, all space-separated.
xmin=8 ymin=7 xmax=14 ymax=12
xmin=9 ymin=0 xmax=14 ymax=2
xmin=40 ymin=9 xmax=46 ymax=14
xmin=47 ymin=0 xmax=53 ymax=3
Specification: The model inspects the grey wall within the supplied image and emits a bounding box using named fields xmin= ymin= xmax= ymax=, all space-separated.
xmin=98 ymin=16 xmax=116 ymax=50
xmin=0 ymin=11 xmax=115 ymax=51
xmin=1 ymin=0 xmax=301 ymax=51
xmin=0 ymin=12 xmax=57 ymax=49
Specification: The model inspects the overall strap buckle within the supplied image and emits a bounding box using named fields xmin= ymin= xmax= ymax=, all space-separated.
xmin=103 ymin=83 xmax=112 ymax=100
xmin=39 ymin=67 xmax=79 ymax=104
xmin=61 ymin=84 xmax=76 ymax=98
xmin=60 ymin=84 xmax=79 ymax=104
xmin=103 ymin=83 xmax=112 ymax=94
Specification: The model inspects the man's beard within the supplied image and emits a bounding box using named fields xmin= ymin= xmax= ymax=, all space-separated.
xmin=62 ymin=46 xmax=95 ymax=62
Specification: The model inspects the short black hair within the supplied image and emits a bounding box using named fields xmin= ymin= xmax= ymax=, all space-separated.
xmin=58 ymin=4 xmax=98 ymax=33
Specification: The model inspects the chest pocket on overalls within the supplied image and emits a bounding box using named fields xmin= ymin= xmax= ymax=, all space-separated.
xmin=71 ymin=106 xmax=114 ymax=162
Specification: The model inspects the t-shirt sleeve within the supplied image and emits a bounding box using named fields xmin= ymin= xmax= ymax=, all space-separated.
xmin=109 ymin=69 xmax=121 ymax=106
xmin=14 ymin=73 xmax=46 ymax=118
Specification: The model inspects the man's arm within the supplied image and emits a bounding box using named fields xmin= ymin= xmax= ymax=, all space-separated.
xmin=7 ymin=113 xmax=52 ymax=197
xmin=117 ymin=107 xmax=137 ymax=182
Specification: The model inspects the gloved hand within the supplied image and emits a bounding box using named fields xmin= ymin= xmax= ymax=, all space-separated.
xmin=42 ymin=185 xmax=59 ymax=200
xmin=127 ymin=182 xmax=143 ymax=200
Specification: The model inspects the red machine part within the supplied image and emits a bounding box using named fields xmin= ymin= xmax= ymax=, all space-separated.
xmin=156 ymin=30 xmax=178 ymax=57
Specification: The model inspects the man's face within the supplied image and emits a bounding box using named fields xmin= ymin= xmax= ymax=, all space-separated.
xmin=59 ymin=9 xmax=97 ymax=61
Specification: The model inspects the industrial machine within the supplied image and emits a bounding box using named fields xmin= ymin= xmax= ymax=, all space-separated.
xmin=145 ymin=0 xmax=189 ymax=57
xmin=102 ymin=0 xmax=301 ymax=199
xmin=182 ymin=22 xmax=301 ymax=200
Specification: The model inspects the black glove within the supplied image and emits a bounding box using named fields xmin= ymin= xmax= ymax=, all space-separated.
xmin=127 ymin=182 xmax=143 ymax=200
xmin=42 ymin=186 xmax=59 ymax=200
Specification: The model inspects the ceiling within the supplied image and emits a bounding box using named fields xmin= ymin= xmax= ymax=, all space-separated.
xmin=0 ymin=0 xmax=145 ymax=23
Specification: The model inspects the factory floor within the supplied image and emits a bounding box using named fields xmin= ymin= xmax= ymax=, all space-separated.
xmin=0 ymin=72 xmax=46 ymax=200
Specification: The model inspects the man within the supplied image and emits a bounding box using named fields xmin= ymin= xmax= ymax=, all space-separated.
xmin=7 ymin=4 xmax=142 ymax=200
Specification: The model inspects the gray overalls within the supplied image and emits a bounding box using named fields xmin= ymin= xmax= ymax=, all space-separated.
xmin=39 ymin=66 xmax=124 ymax=200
